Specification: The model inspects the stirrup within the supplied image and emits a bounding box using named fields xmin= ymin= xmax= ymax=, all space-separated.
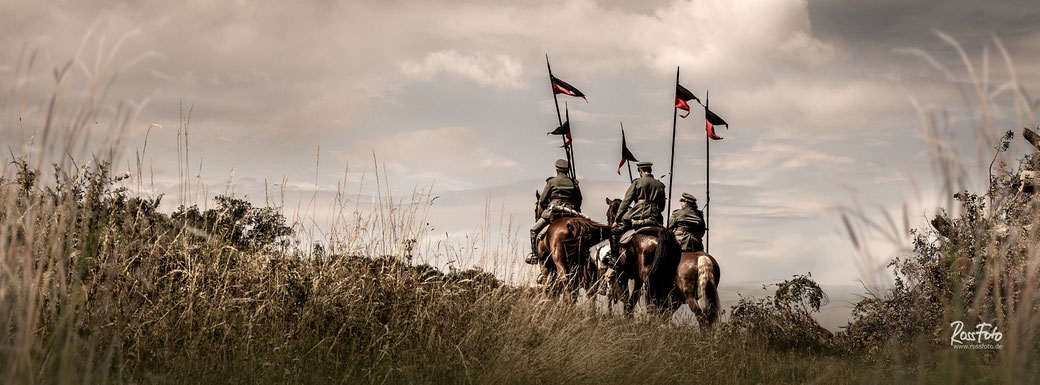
xmin=524 ymin=253 xmax=540 ymax=265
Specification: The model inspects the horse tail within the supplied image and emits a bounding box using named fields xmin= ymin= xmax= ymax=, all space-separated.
xmin=697 ymin=254 xmax=720 ymax=326
xmin=566 ymin=219 xmax=586 ymax=236
xmin=648 ymin=228 xmax=681 ymax=284
xmin=566 ymin=218 xmax=601 ymax=269
xmin=567 ymin=217 xmax=610 ymax=243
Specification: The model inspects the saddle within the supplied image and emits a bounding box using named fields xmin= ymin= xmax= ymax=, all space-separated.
xmin=536 ymin=205 xmax=586 ymax=240
xmin=619 ymin=225 xmax=663 ymax=245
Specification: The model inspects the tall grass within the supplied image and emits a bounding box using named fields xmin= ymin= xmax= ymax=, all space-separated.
xmin=1 ymin=32 xmax=1037 ymax=384
xmin=839 ymin=33 xmax=1040 ymax=382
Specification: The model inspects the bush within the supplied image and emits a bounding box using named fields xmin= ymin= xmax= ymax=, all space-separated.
xmin=837 ymin=134 xmax=1040 ymax=364
xmin=729 ymin=274 xmax=833 ymax=354
xmin=172 ymin=194 xmax=293 ymax=252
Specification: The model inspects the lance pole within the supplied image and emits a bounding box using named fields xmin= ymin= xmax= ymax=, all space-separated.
xmin=566 ymin=102 xmax=577 ymax=178
xmin=546 ymin=55 xmax=575 ymax=179
xmin=666 ymin=66 xmax=679 ymax=224
xmin=705 ymin=90 xmax=710 ymax=253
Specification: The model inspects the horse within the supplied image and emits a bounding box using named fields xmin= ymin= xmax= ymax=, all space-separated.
xmin=671 ymin=251 xmax=721 ymax=328
xmin=604 ymin=198 xmax=683 ymax=314
xmin=533 ymin=191 xmax=611 ymax=300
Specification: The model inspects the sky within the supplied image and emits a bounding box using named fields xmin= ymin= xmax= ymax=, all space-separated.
xmin=4 ymin=0 xmax=1040 ymax=327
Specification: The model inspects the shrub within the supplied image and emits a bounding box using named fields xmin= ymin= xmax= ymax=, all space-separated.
xmin=729 ymin=274 xmax=833 ymax=354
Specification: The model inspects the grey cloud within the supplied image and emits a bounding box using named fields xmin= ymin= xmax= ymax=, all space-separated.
xmin=401 ymin=51 xmax=525 ymax=89
xmin=3 ymin=0 xmax=1039 ymax=303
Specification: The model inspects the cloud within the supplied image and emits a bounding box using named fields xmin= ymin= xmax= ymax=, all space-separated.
xmin=347 ymin=126 xmax=521 ymax=191
xmin=5 ymin=0 xmax=1039 ymax=301
xmin=428 ymin=0 xmax=831 ymax=80
xmin=401 ymin=50 xmax=524 ymax=89
xmin=718 ymin=141 xmax=854 ymax=171
xmin=637 ymin=0 xmax=834 ymax=75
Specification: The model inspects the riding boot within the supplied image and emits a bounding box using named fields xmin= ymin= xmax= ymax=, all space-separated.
xmin=524 ymin=229 xmax=540 ymax=265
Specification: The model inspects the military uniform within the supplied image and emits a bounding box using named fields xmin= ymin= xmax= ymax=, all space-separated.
xmin=526 ymin=159 xmax=582 ymax=264
xmin=537 ymin=171 xmax=582 ymax=221
xmin=614 ymin=162 xmax=666 ymax=229
xmin=600 ymin=162 xmax=666 ymax=285
xmin=669 ymin=193 xmax=705 ymax=252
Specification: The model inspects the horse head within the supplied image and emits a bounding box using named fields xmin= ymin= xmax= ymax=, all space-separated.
xmin=604 ymin=197 xmax=621 ymax=226
xmin=535 ymin=190 xmax=544 ymax=220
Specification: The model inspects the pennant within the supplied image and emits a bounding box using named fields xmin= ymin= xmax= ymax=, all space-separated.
xmin=705 ymin=108 xmax=727 ymax=140
xmin=617 ymin=129 xmax=638 ymax=174
xmin=549 ymin=120 xmax=572 ymax=147
xmin=675 ymin=83 xmax=700 ymax=119
xmin=551 ymin=75 xmax=587 ymax=102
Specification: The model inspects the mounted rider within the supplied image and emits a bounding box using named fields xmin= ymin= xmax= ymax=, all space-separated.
xmin=669 ymin=192 xmax=705 ymax=252
xmin=525 ymin=159 xmax=583 ymax=265
xmin=602 ymin=162 xmax=666 ymax=281
xmin=613 ymin=162 xmax=666 ymax=231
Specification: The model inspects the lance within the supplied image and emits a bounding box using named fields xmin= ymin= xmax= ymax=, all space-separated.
xmin=546 ymin=55 xmax=575 ymax=179
xmin=566 ymin=102 xmax=577 ymax=178
xmin=666 ymin=66 xmax=679 ymax=224
xmin=705 ymin=90 xmax=711 ymax=253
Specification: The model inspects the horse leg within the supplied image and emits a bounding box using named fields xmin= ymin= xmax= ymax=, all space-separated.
xmin=606 ymin=276 xmax=625 ymax=314
xmin=609 ymin=277 xmax=625 ymax=314
xmin=647 ymin=284 xmax=677 ymax=316
xmin=625 ymin=279 xmax=643 ymax=317
xmin=677 ymin=262 xmax=705 ymax=326
xmin=636 ymin=251 xmax=663 ymax=315
xmin=687 ymin=295 xmax=705 ymax=326
xmin=549 ymin=241 xmax=574 ymax=303
xmin=541 ymin=270 xmax=556 ymax=297
xmin=583 ymin=266 xmax=599 ymax=308
xmin=668 ymin=289 xmax=685 ymax=313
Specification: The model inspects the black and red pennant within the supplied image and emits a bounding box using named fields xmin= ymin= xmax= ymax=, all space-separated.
xmin=675 ymin=83 xmax=700 ymax=119
xmin=617 ymin=129 xmax=638 ymax=174
xmin=549 ymin=120 xmax=572 ymax=147
xmin=705 ymin=108 xmax=728 ymax=140
xmin=551 ymin=76 xmax=587 ymax=102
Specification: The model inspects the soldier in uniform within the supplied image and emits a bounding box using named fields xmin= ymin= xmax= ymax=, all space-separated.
xmin=525 ymin=159 xmax=582 ymax=264
xmin=602 ymin=161 xmax=666 ymax=283
xmin=668 ymin=192 xmax=705 ymax=252
xmin=613 ymin=162 xmax=666 ymax=230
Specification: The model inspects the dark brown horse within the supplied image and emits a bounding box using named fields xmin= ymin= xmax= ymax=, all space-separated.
xmin=533 ymin=191 xmax=610 ymax=299
xmin=672 ymin=251 xmax=721 ymax=328
xmin=604 ymin=198 xmax=683 ymax=313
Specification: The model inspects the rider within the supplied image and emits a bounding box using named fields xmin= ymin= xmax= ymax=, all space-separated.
xmin=613 ymin=162 xmax=666 ymax=231
xmin=525 ymin=159 xmax=582 ymax=264
xmin=602 ymin=162 xmax=665 ymax=282
xmin=669 ymin=192 xmax=706 ymax=252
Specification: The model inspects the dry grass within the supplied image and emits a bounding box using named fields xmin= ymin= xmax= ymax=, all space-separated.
xmin=0 ymin=32 xmax=1036 ymax=384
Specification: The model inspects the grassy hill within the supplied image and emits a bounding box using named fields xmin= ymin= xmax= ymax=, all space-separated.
xmin=1 ymin=156 xmax=1034 ymax=384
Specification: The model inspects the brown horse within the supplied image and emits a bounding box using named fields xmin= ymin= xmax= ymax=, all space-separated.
xmin=604 ymin=198 xmax=683 ymax=313
xmin=533 ymin=191 xmax=610 ymax=299
xmin=672 ymin=251 xmax=721 ymax=328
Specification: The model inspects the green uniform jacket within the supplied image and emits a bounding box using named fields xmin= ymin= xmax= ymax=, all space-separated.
xmin=669 ymin=205 xmax=705 ymax=251
xmin=538 ymin=172 xmax=582 ymax=220
xmin=615 ymin=173 xmax=666 ymax=225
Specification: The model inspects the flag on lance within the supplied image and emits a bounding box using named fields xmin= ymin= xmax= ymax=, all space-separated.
xmin=550 ymin=75 xmax=587 ymax=102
